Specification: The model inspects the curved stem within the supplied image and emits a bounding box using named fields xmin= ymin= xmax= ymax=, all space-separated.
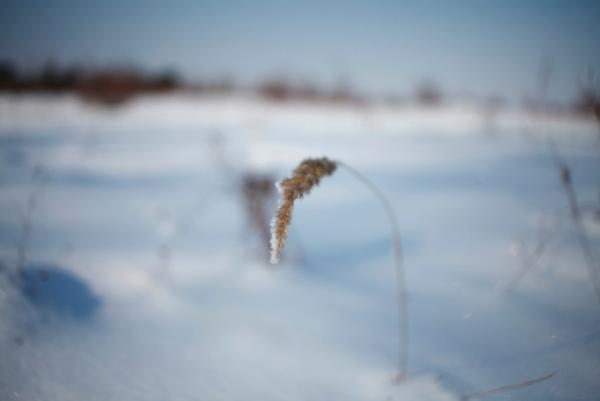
xmin=336 ymin=160 xmax=408 ymax=381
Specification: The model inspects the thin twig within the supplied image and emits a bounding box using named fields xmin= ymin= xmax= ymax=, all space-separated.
xmin=504 ymin=232 xmax=552 ymax=293
xmin=548 ymin=140 xmax=600 ymax=303
xmin=461 ymin=372 xmax=555 ymax=400
xmin=16 ymin=166 xmax=47 ymax=281
xmin=336 ymin=161 xmax=409 ymax=381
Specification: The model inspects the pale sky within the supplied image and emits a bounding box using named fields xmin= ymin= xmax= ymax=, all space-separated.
xmin=1 ymin=0 xmax=600 ymax=101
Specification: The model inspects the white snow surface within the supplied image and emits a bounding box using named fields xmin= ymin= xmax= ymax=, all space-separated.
xmin=1 ymin=94 xmax=599 ymax=400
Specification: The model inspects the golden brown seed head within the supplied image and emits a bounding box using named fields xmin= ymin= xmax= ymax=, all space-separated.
xmin=270 ymin=157 xmax=337 ymax=263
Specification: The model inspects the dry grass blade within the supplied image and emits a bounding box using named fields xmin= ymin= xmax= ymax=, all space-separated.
xmin=461 ymin=372 xmax=555 ymax=400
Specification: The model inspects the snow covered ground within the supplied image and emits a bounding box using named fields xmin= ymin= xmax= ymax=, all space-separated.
xmin=1 ymin=94 xmax=599 ymax=400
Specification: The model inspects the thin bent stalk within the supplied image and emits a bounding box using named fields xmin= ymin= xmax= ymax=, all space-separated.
xmin=548 ymin=141 xmax=600 ymax=304
xmin=269 ymin=157 xmax=408 ymax=380
xmin=461 ymin=372 xmax=555 ymax=400
xmin=335 ymin=160 xmax=408 ymax=381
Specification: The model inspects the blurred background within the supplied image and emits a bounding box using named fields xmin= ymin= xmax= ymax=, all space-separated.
xmin=1 ymin=1 xmax=599 ymax=400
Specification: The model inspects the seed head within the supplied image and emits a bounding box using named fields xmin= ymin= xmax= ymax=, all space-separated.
xmin=270 ymin=157 xmax=337 ymax=263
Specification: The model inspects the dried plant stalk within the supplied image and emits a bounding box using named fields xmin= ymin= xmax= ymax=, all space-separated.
xmin=269 ymin=156 xmax=409 ymax=381
xmin=548 ymin=140 xmax=600 ymax=303
xmin=270 ymin=157 xmax=336 ymax=264
xmin=461 ymin=372 xmax=555 ymax=400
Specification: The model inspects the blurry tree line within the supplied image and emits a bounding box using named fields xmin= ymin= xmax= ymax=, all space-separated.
xmin=0 ymin=59 xmax=598 ymax=118
xmin=0 ymin=61 xmax=180 ymax=105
